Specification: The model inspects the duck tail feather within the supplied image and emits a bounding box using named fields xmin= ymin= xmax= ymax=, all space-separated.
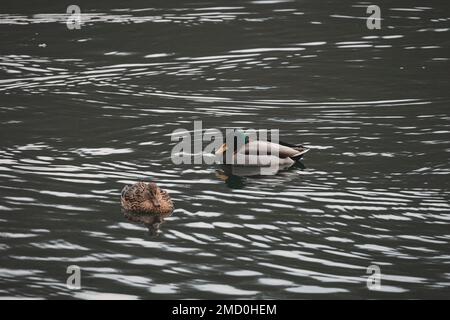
xmin=290 ymin=148 xmax=310 ymax=161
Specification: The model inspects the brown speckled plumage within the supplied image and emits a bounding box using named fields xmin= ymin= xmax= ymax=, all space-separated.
xmin=120 ymin=182 xmax=174 ymax=216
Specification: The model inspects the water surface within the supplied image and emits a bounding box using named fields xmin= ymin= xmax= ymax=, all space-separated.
xmin=1 ymin=0 xmax=450 ymax=299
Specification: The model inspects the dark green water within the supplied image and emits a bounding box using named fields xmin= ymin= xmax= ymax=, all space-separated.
xmin=1 ymin=0 xmax=450 ymax=299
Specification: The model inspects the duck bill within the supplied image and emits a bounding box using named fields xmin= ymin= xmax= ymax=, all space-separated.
xmin=216 ymin=143 xmax=228 ymax=155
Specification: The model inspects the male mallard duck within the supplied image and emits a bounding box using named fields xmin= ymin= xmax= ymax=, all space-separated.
xmin=215 ymin=130 xmax=309 ymax=170
xmin=120 ymin=182 xmax=174 ymax=216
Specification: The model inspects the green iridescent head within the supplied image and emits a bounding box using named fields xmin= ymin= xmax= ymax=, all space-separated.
xmin=234 ymin=129 xmax=250 ymax=145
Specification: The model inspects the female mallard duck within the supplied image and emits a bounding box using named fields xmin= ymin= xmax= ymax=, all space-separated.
xmin=215 ymin=130 xmax=309 ymax=170
xmin=120 ymin=181 xmax=174 ymax=216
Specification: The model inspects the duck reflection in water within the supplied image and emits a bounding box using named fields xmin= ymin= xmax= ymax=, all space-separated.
xmin=216 ymin=161 xmax=306 ymax=189
xmin=122 ymin=210 xmax=165 ymax=237
xmin=120 ymin=181 xmax=174 ymax=237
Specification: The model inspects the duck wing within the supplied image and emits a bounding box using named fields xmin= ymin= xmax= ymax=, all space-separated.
xmin=157 ymin=189 xmax=175 ymax=216
xmin=121 ymin=182 xmax=149 ymax=212
xmin=121 ymin=182 xmax=146 ymax=202
xmin=240 ymin=141 xmax=308 ymax=160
